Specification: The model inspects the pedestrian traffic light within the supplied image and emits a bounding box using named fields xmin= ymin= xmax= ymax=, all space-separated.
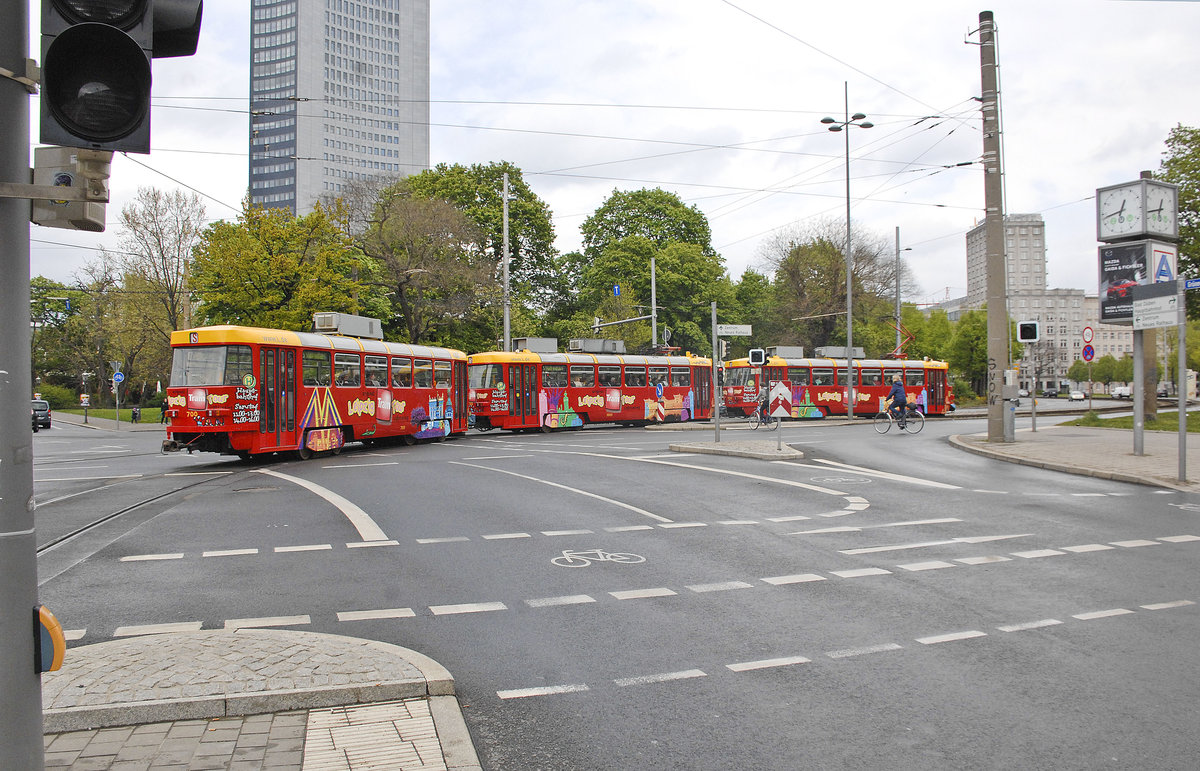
xmin=748 ymin=348 xmax=766 ymax=366
xmin=1017 ymin=321 xmax=1040 ymax=343
xmin=40 ymin=0 xmax=204 ymax=154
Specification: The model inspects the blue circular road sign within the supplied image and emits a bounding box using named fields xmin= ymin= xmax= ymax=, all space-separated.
xmin=1082 ymin=345 xmax=1094 ymax=362
xmin=113 ymin=372 xmax=125 ymax=383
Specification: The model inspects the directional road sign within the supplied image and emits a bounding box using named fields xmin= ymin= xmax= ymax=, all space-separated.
xmin=717 ymin=324 xmax=752 ymax=337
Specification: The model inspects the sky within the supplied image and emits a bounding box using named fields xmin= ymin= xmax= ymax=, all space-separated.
xmin=25 ymin=0 xmax=1200 ymax=309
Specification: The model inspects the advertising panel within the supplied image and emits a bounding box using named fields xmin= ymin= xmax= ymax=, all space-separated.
xmin=1098 ymin=242 xmax=1147 ymax=324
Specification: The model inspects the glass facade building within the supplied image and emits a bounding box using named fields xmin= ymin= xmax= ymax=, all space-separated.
xmin=249 ymin=0 xmax=429 ymax=214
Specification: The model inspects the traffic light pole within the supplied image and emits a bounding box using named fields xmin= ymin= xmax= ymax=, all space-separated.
xmin=0 ymin=0 xmax=47 ymax=764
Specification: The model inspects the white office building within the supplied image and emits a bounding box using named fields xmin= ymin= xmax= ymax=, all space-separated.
xmin=249 ymin=0 xmax=430 ymax=215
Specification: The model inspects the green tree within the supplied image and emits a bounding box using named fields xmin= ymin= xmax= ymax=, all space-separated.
xmin=581 ymin=188 xmax=714 ymax=260
xmin=1159 ymin=125 xmax=1200 ymax=317
xmin=1067 ymin=358 xmax=1091 ymax=385
xmin=946 ymin=309 xmax=988 ymax=396
xmin=190 ymin=202 xmax=362 ymax=330
xmin=1092 ymin=354 xmax=1118 ymax=386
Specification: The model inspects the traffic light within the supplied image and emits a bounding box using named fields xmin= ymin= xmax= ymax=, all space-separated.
xmin=748 ymin=348 xmax=766 ymax=366
xmin=1016 ymin=321 xmax=1040 ymax=343
xmin=719 ymin=340 xmax=729 ymax=359
xmin=40 ymin=0 xmax=203 ymax=154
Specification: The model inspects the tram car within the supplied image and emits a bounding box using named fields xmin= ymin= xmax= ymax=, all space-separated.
xmin=163 ymin=314 xmax=468 ymax=459
xmin=468 ymin=349 xmax=715 ymax=431
xmin=722 ymin=354 xmax=954 ymax=419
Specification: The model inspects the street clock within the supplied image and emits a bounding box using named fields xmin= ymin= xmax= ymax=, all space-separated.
xmin=1096 ymin=179 xmax=1179 ymax=242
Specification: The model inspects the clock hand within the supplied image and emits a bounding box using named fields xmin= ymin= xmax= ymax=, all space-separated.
xmin=1104 ymin=200 xmax=1126 ymax=219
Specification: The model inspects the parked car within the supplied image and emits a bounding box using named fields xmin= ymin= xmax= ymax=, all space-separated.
xmin=31 ymin=399 xmax=51 ymax=429
xmin=32 ymin=407 xmax=39 ymax=433
xmin=1043 ymin=388 xmax=1059 ymax=398
xmin=1018 ymin=389 xmax=1030 ymax=398
xmin=1068 ymin=390 xmax=1086 ymax=401
xmin=1158 ymin=385 xmax=1170 ymax=398
xmin=1111 ymin=385 xmax=1131 ymax=399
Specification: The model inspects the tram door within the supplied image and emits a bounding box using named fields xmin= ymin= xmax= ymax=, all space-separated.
xmin=762 ymin=366 xmax=786 ymax=401
xmin=927 ymin=368 xmax=947 ymax=410
xmin=694 ymin=367 xmax=712 ymax=416
xmin=452 ymin=360 xmax=469 ymax=433
xmin=508 ymin=363 xmax=539 ymax=429
xmin=259 ymin=347 xmax=297 ymax=449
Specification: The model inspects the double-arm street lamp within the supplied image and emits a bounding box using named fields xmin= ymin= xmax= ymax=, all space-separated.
xmin=821 ymin=82 xmax=872 ymax=419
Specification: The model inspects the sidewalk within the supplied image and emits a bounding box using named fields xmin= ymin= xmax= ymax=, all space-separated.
xmin=41 ymin=629 xmax=481 ymax=769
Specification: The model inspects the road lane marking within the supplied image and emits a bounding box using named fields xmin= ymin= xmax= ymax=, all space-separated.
xmin=726 ymin=655 xmax=810 ymax=672
xmin=542 ymin=529 xmax=593 ymax=536
xmin=826 ymin=643 xmax=902 ymax=659
xmin=1061 ymin=544 xmax=1113 ymax=553
xmin=526 ymin=595 xmax=596 ymax=608
xmin=120 ymin=553 xmax=183 ymax=562
xmin=275 ymin=544 xmax=332 ymax=553
xmin=1011 ymin=549 xmax=1065 ymax=559
xmin=807 ymin=459 xmax=962 ymax=489
xmin=36 ymin=474 xmax=143 ymax=482
xmin=450 ymin=461 xmax=673 ymax=523
xmin=225 ymin=615 xmax=311 ymax=630
xmin=614 ymin=669 xmax=706 ymax=687
xmin=254 ymin=468 xmax=390 ymax=542
xmin=336 ymin=608 xmax=416 ymax=621
xmin=686 ymin=581 xmax=754 ymax=593
xmin=1073 ymin=608 xmax=1135 ymax=620
xmin=483 ymin=532 xmax=532 ymax=540
xmin=830 ymin=567 xmax=892 ymax=578
xmin=997 ymin=619 xmax=1062 ymax=632
xmin=955 ymin=555 xmax=1011 ymax=565
xmin=660 ymin=522 xmax=707 ymax=529
xmin=429 ymin=602 xmax=507 ymax=616
xmin=202 ymin=548 xmax=259 ymax=558
xmin=917 ymin=630 xmax=987 ymax=645
xmin=761 ymin=573 xmax=826 ymax=585
xmin=64 ymin=629 xmax=86 ymax=641
xmin=1111 ymin=540 xmax=1161 ymax=548
xmin=323 ymin=461 xmax=400 ymax=469
xmin=610 ymin=588 xmax=677 ymax=600
xmin=498 ymin=684 xmax=589 ymax=699
xmin=898 ymin=561 xmax=956 ymax=572
xmin=1160 ymin=535 xmax=1200 ymax=542
xmin=1140 ymin=600 xmax=1194 ymax=610
xmin=416 ymin=537 xmax=470 ymax=544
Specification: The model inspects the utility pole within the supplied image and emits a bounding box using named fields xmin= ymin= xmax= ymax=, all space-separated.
xmin=978 ymin=10 xmax=1012 ymax=442
xmin=502 ymin=172 xmax=510 ymax=352
xmin=0 ymin=0 xmax=46 ymax=762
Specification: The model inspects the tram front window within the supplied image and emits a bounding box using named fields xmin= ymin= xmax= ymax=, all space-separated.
xmin=170 ymin=345 xmax=253 ymax=387
xmin=469 ymin=364 xmax=504 ymax=390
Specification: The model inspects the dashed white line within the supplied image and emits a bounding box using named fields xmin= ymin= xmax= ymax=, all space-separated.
xmin=997 ymin=619 xmax=1063 ymax=633
xmin=898 ymin=561 xmax=955 ymax=572
xmin=526 ymin=595 xmax=596 ymax=608
xmin=225 ymin=615 xmax=311 ymax=630
xmin=917 ymin=630 xmax=987 ymax=645
xmin=614 ymin=669 xmax=706 ymax=687
xmin=605 ymin=525 xmax=654 ymax=532
xmin=766 ymin=515 xmax=811 ymax=523
xmin=336 ymin=608 xmax=416 ymax=622
xmin=346 ymin=540 xmax=399 ymax=548
xmin=830 ymin=568 xmax=892 ymax=578
xmin=726 ymin=655 xmax=810 ymax=672
xmin=660 ymin=522 xmax=707 ymax=529
xmin=761 ymin=573 xmax=826 ymax=585
xmin=826 ymin=643 xmax=903 ymax=659
xmin=482 ymin=532 xmax=532 ymax=540
xmin=955 ymin=555 xmax=1011 ymax=565
xmin=275 ymin=544 xmax=332 ymax=553
xmin=114 ymin=622 xmax=203 ymax=637
xmin=1140 ymin=600 xmax=1194 ymax=610
xmin=429 ymin=602 xmax=507 ymax=616
xmin=718 ymin=520 xmax=759 ymax=525
xmin=416 ymin=537 xmax=470 ymax=544
xmin=202 ymin=548 xmax=258 ymax=558
xmin=1111 ymin=540 xmax=1160 ymax=548
xmin=542 ymin=529 xmax=593 ymax=537
xmin=610 ymin=588 xmax=677 ymax=600
xmin=1060 ymin=544 xmax=1114 ymax=553
xmin=686 ymin=581 xmax=754 ymax=593
xmin=1160 ymin=535 xmax=1200 ymax=543
xmin=120 ymin=553 xmax=183 ymax=562
xmin=1073 ymin=608 xmax=1135 ymax=621
xmin=497 ymin=684 xmax=590 ymax=700
xmin=1011 ymin=549 xmax=1065 ymax=559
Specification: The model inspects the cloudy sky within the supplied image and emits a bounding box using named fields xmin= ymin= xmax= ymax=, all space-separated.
xmin=26 ymin=0 xmax=1200 ymax=308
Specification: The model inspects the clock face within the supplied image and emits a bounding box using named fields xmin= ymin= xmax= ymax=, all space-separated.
xmin=1097 ymin=183 xmax=1144 ymax=240
xmin=1145 ymin=183 xmax=1177 ymax=237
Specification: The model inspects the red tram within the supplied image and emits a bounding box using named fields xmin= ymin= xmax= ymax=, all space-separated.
xmin=467 ymin=350 xmax=714 ymax=431
xmin=722 ymin=355 xmax=954 ymax=419
xmin=164 ymin=321 xmax=468 ymax=459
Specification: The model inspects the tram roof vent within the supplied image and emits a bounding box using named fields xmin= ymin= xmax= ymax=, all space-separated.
xmin=568 ymin=338 xmax=626 ymax=354
xmin=512 ymin=337 xmax=558 ymax=354
xmin=767 ymin=346 xmax=805 ymax=358
xmin=814 ymin=345 xmax=865 ymax=359
xmin=312 ymin=312 xmax=384 ymax=340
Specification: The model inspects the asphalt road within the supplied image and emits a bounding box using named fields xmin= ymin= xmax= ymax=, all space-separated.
xmin=32 ymin=416 xmax=1200 ymax=769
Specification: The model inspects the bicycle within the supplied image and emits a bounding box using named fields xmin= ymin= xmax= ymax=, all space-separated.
xmin=748 ymin=401 xmax=780 ymax=431
xmin=873 ymin=405 xmax=924 ymax=435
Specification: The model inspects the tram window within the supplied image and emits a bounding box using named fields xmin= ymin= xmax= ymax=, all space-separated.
xmin=391 ymin=357 xmax=412 ymax=388
xmin=434 ymin=361 xmax=452 ymax=387
xmin=670 ymin=367 xmax=690 ymax=386
xmin=625 ymin=366 xmax=647 ymax=387
xmin=786 ymin=367 xmax=809 ymax=386
xmin=811 ymin=368 xmax=834 ymax=386
xmin=364 ymin=356 xmax=387 ymax=387
xmin=724 ymin=367 xmax=749 ymax=387
xmin=542 ymin=364 xmax=568 ymax=388
xmin=334 ymin=354 xmax=361 ymax=387
xmin=598 ymin=366 xmax=621 ymax=387
xmin=413 ymin=359 xmax=433 ymax=388
xmin=884 ymin=368 xmax=902 ymax=384
xmin=649 ymin=367 xmax=668 ymax=386
xmin=224 ymin=346 xmax=254 ymax=385
xmin=859 ymin=368 xmax=882 ymax=386
xmin=170 ymin=346 xmax=224 ymax=387
xmin=836 ymin=368 xmax=849 ymax=386
xmin=570 ymin=365 xmax=595 ymax=387
xmin=302 ymin=351 xmax=332 ymax=387
xmin=906 ymin=370 xmax=924 ymax=387
xmin=469 ymin=364 xmax=502 ymax=389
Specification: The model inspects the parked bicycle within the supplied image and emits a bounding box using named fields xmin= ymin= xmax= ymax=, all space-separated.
xmin=873 ymin=405 xmax=925 ymax=435
xmin=748 ymin=399 xmax=780 ymax=431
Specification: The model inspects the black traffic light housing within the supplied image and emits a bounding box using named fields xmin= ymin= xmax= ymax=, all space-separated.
xmin=748 ymin=348 xmax=766 ymax=366
xmin=40 ymin=0 xmax=203 ymax=154
xmin=1016 ymin=321 xmax=1040 ymax=343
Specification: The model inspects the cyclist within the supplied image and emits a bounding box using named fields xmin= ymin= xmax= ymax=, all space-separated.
xmin=886 ymin=374 xmax=909 ymax=426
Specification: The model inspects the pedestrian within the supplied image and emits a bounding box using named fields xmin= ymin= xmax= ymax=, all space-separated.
xmin=131 ymin=406 xmax=140 ymax=423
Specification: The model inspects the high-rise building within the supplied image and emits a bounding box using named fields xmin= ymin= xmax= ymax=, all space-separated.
xmin=965 ymin=213 xmax=1047 ymax=306
xmin=249 ymin=0 xmax=430 ymax=215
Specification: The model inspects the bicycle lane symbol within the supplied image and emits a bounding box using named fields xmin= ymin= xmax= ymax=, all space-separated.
xmin=551 ymin=549 xmax=646 ymax=568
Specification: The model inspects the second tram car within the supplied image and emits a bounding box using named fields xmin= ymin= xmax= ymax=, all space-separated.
xmin=468 ymin=350 xmax=714 ymax=431
xmin=164 ymin=322 xmax=468 ymax=459
xmin=722 ymin=355 xmax=953 ymax=419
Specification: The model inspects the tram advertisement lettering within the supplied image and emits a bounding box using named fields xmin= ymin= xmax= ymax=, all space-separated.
xmin=815 ymin=391 xmax=843 ymax=404
xmin=232 ymin=405 xmax=260 ymax=424
xmin=235 ymin=386 xmax=256 ymax=401
xmin=377 ymin=390 xmax=392 ymax=422
xmin=489 ymin=398 xmax=509 ymax=411
xmin=207 ymin=393 xmax=229 ymax=405
xmin=167 ymin=395 xmax=187 ymax=408
xmin=347 ymin=397 xmax=375 ymax=417
xmin=577 ymin=394 xmax=604 ymax=408
xmin=605 ymin=388 xmax=622 ymax=411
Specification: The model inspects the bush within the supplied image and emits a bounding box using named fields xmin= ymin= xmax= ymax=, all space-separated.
xmin=33 ymin=382 xmax=77 ymax=410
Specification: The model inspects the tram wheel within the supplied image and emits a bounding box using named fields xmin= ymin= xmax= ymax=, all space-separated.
xmin=402 ymin=434 xmax=417 ymax=446
xmin=297 ymin=443 xmax=312 ymax=461
xmin=541 ymin=424 xmax=554 ymax=434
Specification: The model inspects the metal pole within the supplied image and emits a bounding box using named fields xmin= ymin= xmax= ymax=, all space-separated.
xmin=894 ymin=226 xmax=902 ymax=353
xmin=0 ymin=0 xmax=46 ymax=760
xmin=843 ymin=82 xmax=855 ymax=420
xmin=1178 ymin=280 xmax=1187 ymax=482
xmin=979 ymin=11 xmax=1011 ymax=442
xmin=711 ymin=302 xmax=720 ymax=443
xmin=502 ymin=172 xmax=510 ymax=352
xmin=1134 ymin=330 xmax=1145 ymax=456
xmin=651 ymin=256 xmax=657 ymax=350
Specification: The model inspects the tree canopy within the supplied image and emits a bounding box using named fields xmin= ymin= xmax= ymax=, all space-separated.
xmin=581 ymin=188 xmax=714 ymax=260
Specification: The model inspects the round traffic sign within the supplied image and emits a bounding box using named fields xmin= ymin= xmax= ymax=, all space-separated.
xmin=1082 ymin=344 xmax=1094 ymax=362
xmin=113 ymin=372 xmax=125 ymax=383
xmin=1082 ymin=326 xmax=1094 ymax=344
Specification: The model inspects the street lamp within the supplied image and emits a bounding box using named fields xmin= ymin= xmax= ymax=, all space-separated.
xmin=821 ymin=82 xmax=872 ymax=419
xmin=894 ymin=228 xmax=912 ymax=352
